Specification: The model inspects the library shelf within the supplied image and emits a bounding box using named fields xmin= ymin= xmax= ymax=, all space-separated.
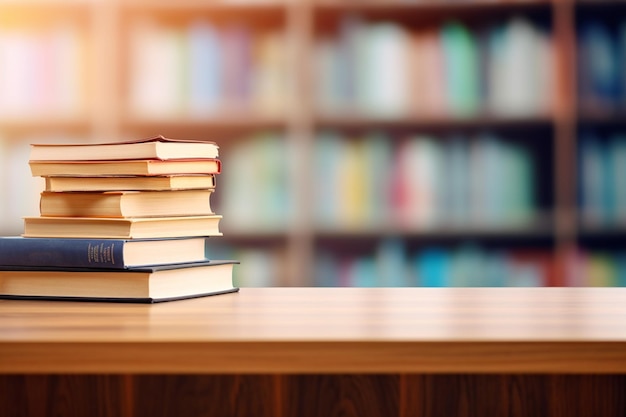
xmin=577 ymin=109 xmax=626 ymax=126
xmin=0 ymin=118 xmax=92 ymax=136
xmin=120 ymin=0 xmax=289 ymax=11
xmin=578 ymin=224 xmax=626 ymax=238
xmin=312 ymin=223 xmax=555 ymax=241
xmin=120 ymin=115 xmax=288 ymax=135
xmin=0 ymin=0 xmax=624 ymax=286
xmin=314 ymin=114 xmax=555 ymax=132
xmin=219 ymin=230 xmax=290 ymax=242
xmin=314 ymin=0 xmax=554 ymax=9
xmin=313 ymin=0 xmax=553 ymax=20
xmin=119 ymin=0 xmax=289 ymax=23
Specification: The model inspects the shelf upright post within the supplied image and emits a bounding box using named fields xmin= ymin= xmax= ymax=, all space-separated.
xmin=285 ymin=0 xmax=316 ymax=286
xmin=90 ymin=0 xmax=121 ymax=141
xmin=552 ymin=0 xmax=578 ymax=285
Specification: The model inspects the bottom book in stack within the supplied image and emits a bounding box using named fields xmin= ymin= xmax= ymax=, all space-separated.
xmin=0 ymin=236 xmax=238 ymax=303
xmin=0 ymin=261 xmax=239 ymax=304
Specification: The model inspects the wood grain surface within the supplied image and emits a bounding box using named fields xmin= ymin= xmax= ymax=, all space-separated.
xmin=1 ymin=288 xmax=626 ymax=373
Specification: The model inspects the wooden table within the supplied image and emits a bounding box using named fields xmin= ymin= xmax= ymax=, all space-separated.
xmin=1 ymin=287 xmax=626 ymax=416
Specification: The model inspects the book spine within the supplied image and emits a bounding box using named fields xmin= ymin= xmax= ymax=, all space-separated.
xmin=0 ymin=238 xmax=128 ymax=269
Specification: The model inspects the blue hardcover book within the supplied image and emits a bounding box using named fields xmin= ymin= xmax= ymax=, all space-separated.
xmin=618 ymin=22 xmax=626 ymax=109
xmin=578 ymin=20 xmax=619 ymax=109
xmin=0 ymin=236 xmax=208 ymax=269
xmin=609 ymin=133 xmax=626 ymax=222
xmin=578 ymin=131 xmax=606 ymax=225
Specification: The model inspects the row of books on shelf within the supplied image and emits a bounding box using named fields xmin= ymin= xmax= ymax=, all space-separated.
xmin=0 ymin=25 xmax=84 ymax=117
xmin=314 ymin=130 xmax=536 ymax=229
xmin=205 ymin=243 xmax=286 ymax=287
xmin=578 ymin=18 xmax=626 ymax=112
xmin=129 ymin=19 xmax=288 ymax=118
xmin=200 ymin=240 xmax=626 ymax=288
xmin=1 ymin=131 xmax=536 ymax=233
xmin=219 ymin=132 xmax=293 ymax=231
xmin=315 ymin=15 xmax=553 ymax=118
xmin=0 ymin=137 xmax=239 ymax=303
xmin=578 ymin=130 xmax=626 ymax=226
xmin=315 ymin=240 xmax=626 ymax=287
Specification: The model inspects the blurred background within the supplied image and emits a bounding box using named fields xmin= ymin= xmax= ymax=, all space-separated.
xmin=0 ymin=0 xmax=625 ymax=287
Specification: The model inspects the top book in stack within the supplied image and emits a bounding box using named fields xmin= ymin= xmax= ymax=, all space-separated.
xmin=28 ymin=136 xmax=221 ymax=177
xmin=24 ymin=136 xmax=222 ymax=239
xmin=29 ymin=135 xmax=219 ymax=161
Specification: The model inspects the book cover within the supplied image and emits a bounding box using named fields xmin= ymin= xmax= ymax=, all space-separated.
xmin=0 ymin=236 xmax=208 ymax=269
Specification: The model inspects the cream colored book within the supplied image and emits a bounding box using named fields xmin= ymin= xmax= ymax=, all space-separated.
xmin=23 ymin=215 xmax=222 ymax=239
xmin=39 ymin=189 xmax=214 ymax=218
xmin=29 ymin=159 xmax=221 ymax=177
xmin=44 ymin=175 xmax=216 ymax=192
xmin=29 ymin=136 xmax=219 ymax=161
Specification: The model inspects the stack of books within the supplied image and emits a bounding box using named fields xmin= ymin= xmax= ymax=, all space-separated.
xmin=0 ymin=136 xmax=238 ymax=303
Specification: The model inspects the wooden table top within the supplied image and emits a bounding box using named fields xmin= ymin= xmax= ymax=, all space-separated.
xmin=1 ymin=287 xmax=626 ymax=374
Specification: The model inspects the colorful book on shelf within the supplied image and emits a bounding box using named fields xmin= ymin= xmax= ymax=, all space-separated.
xmin=0 ymin=236 xmax=209 ymax=269
xmin=39 ymin=189 xmax=214 ymax=218
xmin=22 ymin=215 xmax=222 ymax=239
xmin=577 ymin=19 xmax=620 ymax=111
xmin=28 ymin=136 xmax=219 ymax=161
xmin=188 ymin=19 xmax=222 ymax=114
xmin=43 ymin=174 xmax=216 ymax=192
xmin=29 ymin=158 xmax=221 ymax=177
xmin=0 ymin=260 xmax=239 ymax=304
xmin=440 ymin=21 xmax=480 ymax=116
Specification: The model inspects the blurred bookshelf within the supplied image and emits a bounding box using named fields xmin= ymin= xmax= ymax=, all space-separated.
xmin=0 ymin=0 xmax=625 ymax=287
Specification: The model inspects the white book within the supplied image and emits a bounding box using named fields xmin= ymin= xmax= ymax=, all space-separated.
xmin=490 ymin=18 xmax=542 ymax=116
xmin=361 ymin=22 xmax=410 ymax=117
xmin=130 ymin=19 xmax=183 ymax=117
xmin=50 ymin=23 xmax=82 ymax=116
xmin=0 ymin=30 xmax=37 ymax=116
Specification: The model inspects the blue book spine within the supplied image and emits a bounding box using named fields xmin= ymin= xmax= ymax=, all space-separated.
xmin=0 ymin=237 xmax=131 ymax=269
xmin=413 ymin=248 xmax=450 ymax=287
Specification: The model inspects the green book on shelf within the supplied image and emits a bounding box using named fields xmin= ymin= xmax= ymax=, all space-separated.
xmin=440 ymin=21 xmax=480 ymax=116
